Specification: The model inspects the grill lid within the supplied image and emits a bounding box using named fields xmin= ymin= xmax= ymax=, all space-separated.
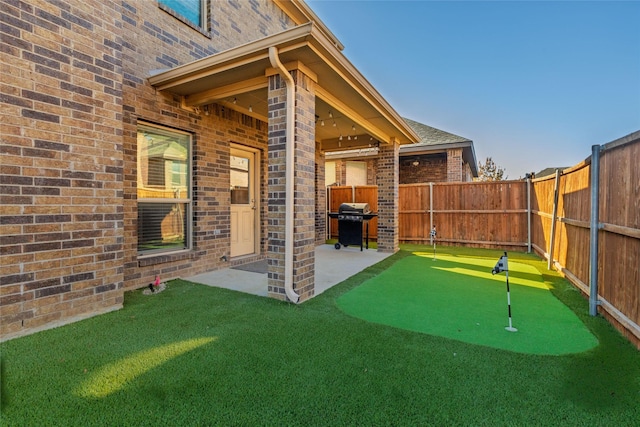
xmin=338 ymin=203 xmax=371 ymax=214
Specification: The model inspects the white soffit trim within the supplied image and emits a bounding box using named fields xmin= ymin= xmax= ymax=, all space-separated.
xmin=148 ymin=23 xmax=418 ymax=145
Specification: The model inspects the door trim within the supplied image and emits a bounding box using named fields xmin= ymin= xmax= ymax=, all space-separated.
xmin=230 ymin=143 xmax=260 ymax=257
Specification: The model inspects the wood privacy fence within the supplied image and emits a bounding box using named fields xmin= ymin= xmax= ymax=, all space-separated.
xmin=326 ymin=131 xmax=639 ymax=348
xmin=327 ymin=181 xmax=529 ymax=249
xmin=531 ymin=132 xmax=639 ymax=348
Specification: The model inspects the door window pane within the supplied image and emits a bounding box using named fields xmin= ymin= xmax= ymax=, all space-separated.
xmin=230 ymin=155 xmax=249 ymax=204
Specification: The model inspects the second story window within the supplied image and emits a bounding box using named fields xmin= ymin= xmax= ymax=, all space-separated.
xmin=159 ymin=0 xmax=206 ymax=30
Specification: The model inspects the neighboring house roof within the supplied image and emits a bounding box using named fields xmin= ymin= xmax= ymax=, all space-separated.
xmin=535 ymin=167 xmax=568 ymax=178
xmin=401 ymin=117 xmax=472 ymax=146
xmin=399 ymin=118 xmax=478 ymax=177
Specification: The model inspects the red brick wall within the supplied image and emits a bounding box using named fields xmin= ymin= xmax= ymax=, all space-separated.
xmin=1 ymin=0 xmax=125 ymax=340
xmin=399 ymin=154 xmax=447 ymax=183
xmin=447 ymin=148 xmax=463 ymax=182
xmin=1 ymin=0 xmax=296 ymax=340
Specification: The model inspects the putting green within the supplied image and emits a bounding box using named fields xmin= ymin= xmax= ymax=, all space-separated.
xmin=337 ymin=251 xmax=598 ymax=355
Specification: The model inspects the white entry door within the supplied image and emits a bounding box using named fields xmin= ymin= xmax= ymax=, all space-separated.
xmin=230 ymin=146 xmax=258 ymax=257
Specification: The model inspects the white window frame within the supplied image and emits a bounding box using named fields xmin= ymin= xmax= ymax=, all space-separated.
xmin=137 ymin=123 xmax=192 ymax=257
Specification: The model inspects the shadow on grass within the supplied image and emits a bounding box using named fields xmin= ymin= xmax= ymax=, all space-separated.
xmin=0 ymin=245 xmax=637 ymax=426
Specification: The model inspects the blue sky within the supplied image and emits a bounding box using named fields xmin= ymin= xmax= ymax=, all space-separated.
xmin=307 ymin=0 xmax=640 ymax=178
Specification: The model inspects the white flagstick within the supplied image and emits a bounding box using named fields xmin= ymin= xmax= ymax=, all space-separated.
xmin=430 ymin=226 xmax=437 ymax=261
xmin=492 ymin=252 xmax=517 ymax=332
xmin=504 ymin=268 xmax=517 ymax=332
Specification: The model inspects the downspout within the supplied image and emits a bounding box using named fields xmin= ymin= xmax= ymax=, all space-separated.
xmin=269 ymin=46 xmax=300 ymax=303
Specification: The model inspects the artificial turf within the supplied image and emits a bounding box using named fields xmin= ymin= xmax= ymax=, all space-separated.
xmin=337 ymin=249 xmax=598 ymax=355
xmin=0 ymin=245 xmax=638 ymax=426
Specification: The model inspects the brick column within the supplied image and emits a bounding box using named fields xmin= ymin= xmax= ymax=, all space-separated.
xmin=315 ymin=142 xmax=326 ymax=245
xmin=376 ymin=140 xmax=400 ymax=252
xmin=267 ymin=69 xmax=316 ymax=302
xmin=447 ymin=148 xmax=463 ymax=182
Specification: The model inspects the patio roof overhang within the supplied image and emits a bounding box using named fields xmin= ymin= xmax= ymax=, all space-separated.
xmin=325 ymin=141 xmax=479 ymax=177
xmin=148 ymin=22 xmax=419 ymax=151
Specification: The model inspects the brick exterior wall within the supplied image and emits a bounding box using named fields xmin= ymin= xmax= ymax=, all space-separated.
xmin=376 ymin=141 xmax=400 ymax=252
xmin=1 ymin=0 xmax=125 ymax=340
xmin=334 ymin=151 xmax=471 ymax=186
xmin=399 ymin=154 xmax=447 ymax=183
xmin=447 ymin=148 xmax=463 ymax=182
xmin=1 ymin=0 xmax=297 ymax=340
xmin=328 ymin=158 xmax=377 ymax=186
xmin=463 ymin=162 xmax=473 ymax=182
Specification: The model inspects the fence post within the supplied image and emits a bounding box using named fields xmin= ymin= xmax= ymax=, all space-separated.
xmin=589 ymin=144 xmax=601 ymax=316
xmin=429 ymin=182 xmax=434 ymax=236
xmin=527 ymin=178 xmax=531 ymax=253
xmin=548 ymin=170 xmax=561 ymax=270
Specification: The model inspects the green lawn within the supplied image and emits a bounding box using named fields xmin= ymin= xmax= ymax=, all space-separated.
xmin=1 ymin=245 xmax=638 ymax=426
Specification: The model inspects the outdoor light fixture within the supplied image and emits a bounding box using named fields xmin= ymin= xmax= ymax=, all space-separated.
xmin=412 ymin=160 xmax=419 ymax=166
xmin=233 ymin=97 xmax=237 ymax=104
xmin=249 ymin=105 xmax=252 ymax=112
xmin=204 ymin=105 xmax=209 ymax=115
xmin=321 ymin=120 xmax=325 ymax=126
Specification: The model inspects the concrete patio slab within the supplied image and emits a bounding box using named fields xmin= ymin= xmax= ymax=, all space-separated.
xmin=186 ymin=244 xmax=392 ymax=298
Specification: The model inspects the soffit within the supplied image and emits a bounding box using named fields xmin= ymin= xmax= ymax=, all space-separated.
xmin=148 ymin=23 xmax=419 ymax=149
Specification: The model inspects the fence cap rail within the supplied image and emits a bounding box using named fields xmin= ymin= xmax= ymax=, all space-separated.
xmin=601 ymin=129 xmax=640 ymax=152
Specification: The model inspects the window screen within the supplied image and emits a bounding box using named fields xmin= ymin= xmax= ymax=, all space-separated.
xmin=137 ymin=124 xmax=191 ymax=255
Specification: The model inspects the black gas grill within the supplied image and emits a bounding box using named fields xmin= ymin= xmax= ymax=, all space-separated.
xmin=328 ymin=203 xmax=377 ymax=251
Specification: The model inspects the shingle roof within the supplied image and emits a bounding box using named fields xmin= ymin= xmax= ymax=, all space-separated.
xmin=535 ymin=167 xmax=568 ymax=178
xmin=402 ymin=117 xmax=472 ymax=146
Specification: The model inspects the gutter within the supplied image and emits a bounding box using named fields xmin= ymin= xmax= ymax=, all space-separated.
xmin=269 ymin=46 xmax=300 ymax=304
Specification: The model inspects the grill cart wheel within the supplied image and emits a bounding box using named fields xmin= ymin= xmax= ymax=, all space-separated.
xmin=334 ymin=242 xmax=341 ymax=250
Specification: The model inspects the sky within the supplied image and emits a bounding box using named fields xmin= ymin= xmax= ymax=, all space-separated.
xmin=306 ymin=0 xmax=640 ymax=178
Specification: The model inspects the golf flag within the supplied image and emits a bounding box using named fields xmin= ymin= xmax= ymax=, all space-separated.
xmin=491 ymin=252 xmax=517 ymax=332
xmin=492 ymin=253 xmax=508 ymax=275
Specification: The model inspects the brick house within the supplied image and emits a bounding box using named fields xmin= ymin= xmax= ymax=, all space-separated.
xmin=325 ymin=117 xmax=477 ymax=186
xmin=0 ymin=0 xmax=421 ymax=340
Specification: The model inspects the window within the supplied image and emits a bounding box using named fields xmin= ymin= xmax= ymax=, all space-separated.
xmin=137 ymin=124 xmax=191 ymax=255
xmin=346 ymin=161 xmax=367 ymax=186
xmin=158 ymin=0 xmax=206 ymax=30
xmin=325 ymin=161 xmax=337 ymax=186
xmin=230 ymin=155 xmax=250 ymax=205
